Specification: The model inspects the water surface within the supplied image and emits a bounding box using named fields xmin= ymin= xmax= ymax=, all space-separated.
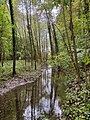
xmin=0 ymin=67 xmax=66 ymax=120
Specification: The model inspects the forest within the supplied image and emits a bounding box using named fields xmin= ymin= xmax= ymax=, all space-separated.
xmin=0 ymin=0 xmax=90 ymax=120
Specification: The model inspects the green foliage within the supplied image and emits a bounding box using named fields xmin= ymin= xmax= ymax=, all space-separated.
xmin=37 ymin=114 xmax=49 ymax=120
xmin=84 ymin=54 xmax=90 ymax=65
xmin=53 ymin=0 xmax=69 ymax=6
xmin=0 ymin=1 xmax=12 ymax=59
xmin=64 ymin=80 xmax=90 ymax=119
xmin=0 ymin=60 xmax=22 ymax=78
xmin=54 ymin=51 xmax=70 ymax=68
xmin=0 ymin=60 xmax=32 ymax=80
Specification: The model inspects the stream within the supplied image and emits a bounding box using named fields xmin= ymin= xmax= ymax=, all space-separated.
xmin=0 ymin=67 xmax=66 ymax=120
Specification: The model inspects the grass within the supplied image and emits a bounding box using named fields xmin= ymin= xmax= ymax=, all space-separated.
xmin=0 ymin=60 xmax=41 ymax=82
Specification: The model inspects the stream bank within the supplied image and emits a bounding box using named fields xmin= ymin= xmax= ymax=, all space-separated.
xmin=0 ymin=64 xmax=45 ymax=95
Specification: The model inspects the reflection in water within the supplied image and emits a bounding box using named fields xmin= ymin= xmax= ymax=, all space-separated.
xmin=0 ymin=67 xmax=66 ymax=120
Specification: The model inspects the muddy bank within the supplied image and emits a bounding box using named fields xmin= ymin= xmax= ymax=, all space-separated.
xmin=0 ymin=68 xmax=43 ymax=95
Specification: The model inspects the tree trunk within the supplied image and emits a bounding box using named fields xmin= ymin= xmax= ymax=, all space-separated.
xmin=29 ymin=0 xmax=33 ymax=66
xmin=47 ymin=21 xmax=54 ymax=58
xmin=52 ymin=23 xmax=59 ymax=55
xmin=46 ymin=32 xmax=48 ymax=61
xmin=84 ymin=0 xmax=90 ymax=33
xmin=9 ymin=0 xmax=16 ymax=76
xmin=1 ymin=47 xmax=4 ymax=67
xmin=0 ymin=39 xmax=2 ymax=62
xmin=0 ymin=31 xmax=2 ymax=62
xmin=62 ymin=3 xmax=77 ymax=71
xmin=69 ymin=0 xmax=80 ymax=80
xmin=44 ymin=6 xmax=54 ymax=58
xmin=54 ymin=24 xmax=69 ymax=54
xmin=24 ymin=0 xmax=33 ymax=66
xmin=37 ymin=17 xmax=42 ymax=61
xmin=31 ymin=28 xmax=37 ymax=70
xmin=83 ymin=0 xmax=90 ymax=79
xmin=33 ymin=16 xmax=39 ymax=62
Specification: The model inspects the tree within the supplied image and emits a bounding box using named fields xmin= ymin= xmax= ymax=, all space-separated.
xmin=52 ymin=23 xmax=59 ymax=55
xmin=9 ymin=0 xmax=16 ymax=76
xmin=69 ymin=0 xmax=80 ymax=80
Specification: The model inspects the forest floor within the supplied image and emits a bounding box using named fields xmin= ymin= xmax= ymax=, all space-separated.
xmin=0 ymin=60 xmax=44 ymax=95
xmin=63 ymin=77 xmax=90 ymax=119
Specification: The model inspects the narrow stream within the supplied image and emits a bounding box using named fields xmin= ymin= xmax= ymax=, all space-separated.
xmin=0 ymin=67 xmax=66 ymax=120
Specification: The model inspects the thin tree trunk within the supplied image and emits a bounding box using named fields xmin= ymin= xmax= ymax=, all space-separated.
xmin=37 ymin=17 xmax=42 ymax=61
xmin=9 ymin=0 xmax=16 ymax=76
xmin=52 ymin=23 xmax=59 ymax=55
xmin=62 ymin=2 xmax=77 ymax=72
xmin=54 ymin=24 xmax=69 ymax=54
xmin=83 ymin=0 xmax=89 ymax=79
xmin=69 ymin=0 xmax=80 ymax=80
xmin=24 ymin=0 xmax=33 ymax=66
xmin=46 ymin=32 xmax=48 ymax=61
xmin=47 ymin=21 xmax=54 ymax=58
xmin=83 ymin=0 xmax=90 ymax=56
xmin=33 ymin=16 xmax=39 ymax=62
xmin=1 ymin=46 xmax=4 ymax=67
xmin=84 ymin=0 xmax=90 ymax=33
xmin=43 ymin=6 xmax=54 ymax=58
xmin=31 ymin=28 xmax=37 ymax=70
xmin=0 ymin=37 xmax=3 ymax=65
xmin=29 ymin=0 xmax=33 ymax=66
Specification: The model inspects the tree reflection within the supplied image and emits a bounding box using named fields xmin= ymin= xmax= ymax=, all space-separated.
xmin=0 ymin=67 xmax=66 ymax=120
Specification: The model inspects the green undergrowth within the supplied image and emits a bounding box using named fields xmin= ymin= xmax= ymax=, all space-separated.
xmin=63 ymin=79 xmax=90 ymax=120
xmin=0 ymin=60 xmax=41 ymax=81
